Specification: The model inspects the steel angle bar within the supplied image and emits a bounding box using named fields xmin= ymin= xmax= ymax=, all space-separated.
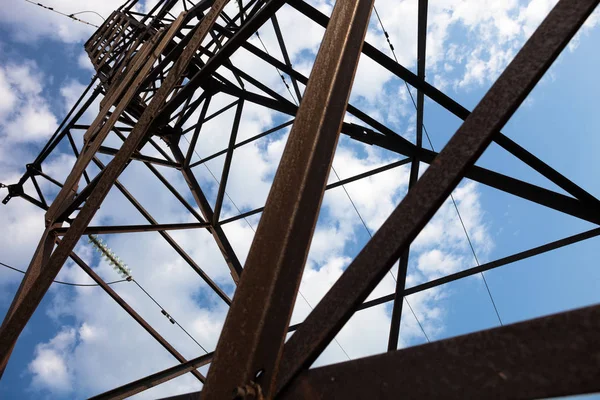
xmin=201 ymin=0 xmax=375 ymax=398
xmin=281 ymin=304 xmax=600 ymax=400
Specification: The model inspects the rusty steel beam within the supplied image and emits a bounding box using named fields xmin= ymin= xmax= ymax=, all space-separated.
xmin=201 ymin=0 xmax=375 ymax=398
xmin=213 ymin=99 xmax=244 ymax=225
xmin=0 ymin=2 xmax=230 ymax=370
xmin=89 ymin=353 xmax=213 ymax=400
xmin=172 ymin=304 xmax=600 ymax=399
xmin=0 ymin=226 xmax=56 ymax=378
xmin=98 ymin=145 xmax=180 ymax=168
xmin=281 ymin=304 xmax=600 ymax=399
xmin=52 ymin=222 xmax=211 ymax=236
xmin=275 ymin=0 xmax=599 ymax=393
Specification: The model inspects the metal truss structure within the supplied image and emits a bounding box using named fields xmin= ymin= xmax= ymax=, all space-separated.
xmin=1 ymin=0 xmax=599 ymax=398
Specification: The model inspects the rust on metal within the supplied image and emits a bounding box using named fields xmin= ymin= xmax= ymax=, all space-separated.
xmin=201 ymin=0 xmax=375 ymax=398
xmin=281 ymin=304 xmax=600 ymax=399
xmin=1 ymin=0 xmax=599 ymax=397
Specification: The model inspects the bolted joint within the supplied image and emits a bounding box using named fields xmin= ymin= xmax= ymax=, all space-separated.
xmin=2 ymin=183 xmax=24 ymax=204
xmin=26 ymin=163 xmax=42 ymax=175
xmin=232 ymin=382 xmax=263 ymax=400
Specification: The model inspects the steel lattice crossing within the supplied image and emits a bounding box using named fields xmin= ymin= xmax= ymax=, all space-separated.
xmin=1 ymin=0 xmax=599 ymax=398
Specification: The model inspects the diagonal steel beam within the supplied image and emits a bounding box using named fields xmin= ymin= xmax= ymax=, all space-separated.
xmin=271 ymin=14 xmax=303 ymax=102
xmin=287 ymin=0 xmax=600 ymax=212
xmin=213 ymin=99 xmax=244 ymax=225
xmin=0 ymin=226 xmax=56 ymax=378
xmin=201 ymin=0 xmax=375 ymax=398
xmin=275 ymin=0 xmax=599 ymax=393
xmin=52 ymin=222 xmax=211 ymax=236
xmin=170 ymin=145 xmax=244 ymax=283
xmin=88 ymin=352 xmax=213 ymax=400
xmin=358 ymin=226 xmax=600 ymax=312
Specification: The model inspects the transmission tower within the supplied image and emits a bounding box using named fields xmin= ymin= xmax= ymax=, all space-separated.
xmin=1 ymin=0 xmax=599 ymax=398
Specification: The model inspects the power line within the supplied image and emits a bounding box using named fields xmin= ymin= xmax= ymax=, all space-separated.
xmin=372 ymin=4 xmax=503 ymax=326
xmin=22 ymin=0 xmax=101 ymax=28
xmin=234 ymin=1 xmax=298 ymax=105
xmin=0 ymin=260 xmax=128 ymax=287
xmin=70 ymin=10 xmax=106 ymax=22
xmin=132 ymin=279 xmax=209 ymax=353
xmin=330 ymin=166 xmax=431 ymax=343
xmin=88 ymin=236 xmax=209 ymax=353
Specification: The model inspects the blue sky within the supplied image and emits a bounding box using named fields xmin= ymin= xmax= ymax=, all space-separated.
xmin=0 ymin=0 xmax=599 ymax=398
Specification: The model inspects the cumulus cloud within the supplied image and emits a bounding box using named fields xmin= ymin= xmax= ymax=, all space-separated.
xmin=0 ymin=61 xmax=57 ymax=145
xmin=28 ymin=327 xmax=76 ymax=393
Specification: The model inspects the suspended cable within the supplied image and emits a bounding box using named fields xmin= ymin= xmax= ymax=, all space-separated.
xmin=330 ymin=167 xmax=431 ymax=343
xmin=88 ymin=235 xmax=209 ymax=352
xmin=234 ymin=0 xmax=298 ymax=105
xmin=70 ymin=10 xmax=106 ymax=21
xmin=22 ymin=0 xmax=101 ymax=28
xmin=132 ymin=279 xmax=209 ymax=353
xmin=0 ymin=261 xmax=127 ymax=287
xmin=372 ymin=4 xmax=503 ymax=326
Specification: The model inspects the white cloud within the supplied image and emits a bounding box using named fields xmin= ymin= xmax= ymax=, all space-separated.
xmin=28 ymin=327 xmax=76 ymax=393
xmin=0 ymin=61 xmax=58 ymax=145
xmin=77 ymin=52 xmax=95 ymax=72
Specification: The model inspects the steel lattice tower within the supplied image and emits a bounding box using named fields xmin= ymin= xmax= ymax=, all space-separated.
xmin=1 ymin=0 xmax=599 ymax=398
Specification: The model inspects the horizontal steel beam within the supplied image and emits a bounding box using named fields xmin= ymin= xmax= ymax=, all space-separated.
xmin=281 ymin=304 xmax=600 ymax=399
xmin=53 ymin=222 xmax=211 ymax=236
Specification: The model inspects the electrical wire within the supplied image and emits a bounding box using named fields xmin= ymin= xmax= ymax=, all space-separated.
xmin=330 ymin=167 xmax=431 ymax=343
xmin=372 ymin=4 xmax=503 ymax=326
xmin=22 ymin=0 xmax=101 ymax=28
xmin=70 ymin=10 xmax=106 ymax=21
xmin=87 ymin=238 xmax=210 ymax=352
xmin=234 ymin=0 xmax=298 ymax=105
xmin=0 ymin=261 xmax=128 ymax=287
xmin=132 ymin=279 xmax=209 ymax=353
